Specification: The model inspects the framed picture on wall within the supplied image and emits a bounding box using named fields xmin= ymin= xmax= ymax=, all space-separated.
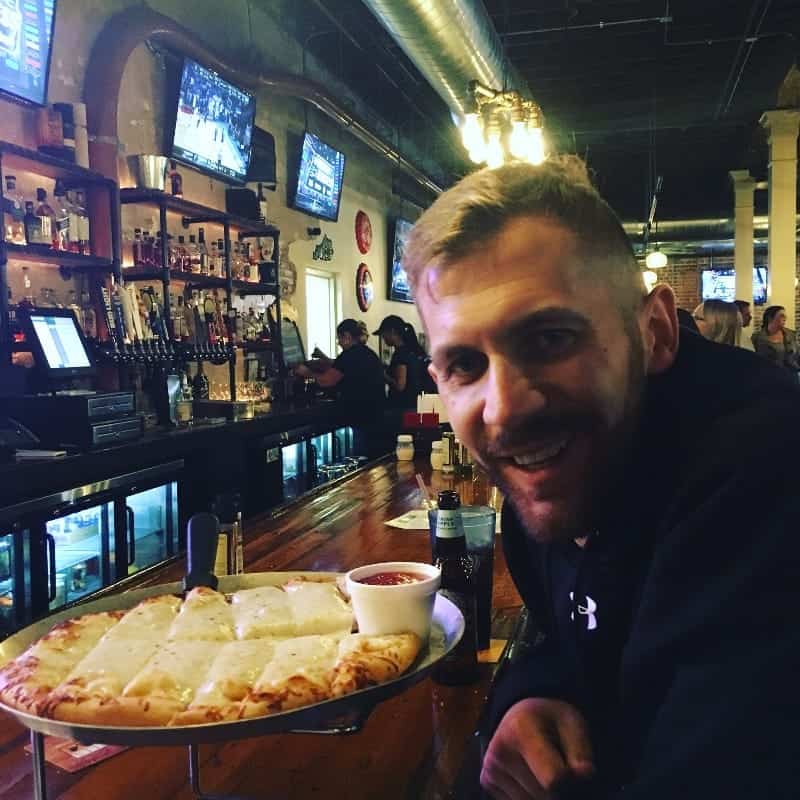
xmin=388 ymin=218 xmax=415 ymax=304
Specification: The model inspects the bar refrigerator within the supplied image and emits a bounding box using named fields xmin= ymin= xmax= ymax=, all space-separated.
xmin=0 ymin=460 xmax=183 ymax=639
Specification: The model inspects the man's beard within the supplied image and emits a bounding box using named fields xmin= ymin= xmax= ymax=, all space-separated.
xmin=480 ymin=326 xmax=646 ymax=543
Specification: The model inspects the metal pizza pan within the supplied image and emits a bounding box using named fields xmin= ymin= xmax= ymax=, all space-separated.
xmin=0 ymin=571 xmax=464 ymax=746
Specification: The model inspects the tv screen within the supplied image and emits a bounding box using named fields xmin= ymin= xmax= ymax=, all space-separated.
xmin=388 ymin=218 xmax=414 ymax=304
xmin=281 ymin=318 xmax=306 ymax=366
xmin=22 ymin=307 xmax=94 ymax=379
xmin=171 ymin=58 xmax=255 ymax=184
xmin=0 ymin=0 xmax=55 ymax=106
xmin=290 ymin=132 xmax=345 ymax=222
xmin=701 ymin=267 xmax=768 ymax=306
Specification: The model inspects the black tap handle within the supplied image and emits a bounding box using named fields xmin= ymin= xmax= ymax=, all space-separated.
xmin=183 ymin=512 xmax=219 ymax=591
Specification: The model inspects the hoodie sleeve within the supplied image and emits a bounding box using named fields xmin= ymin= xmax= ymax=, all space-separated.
xmin=485 ymin=504 xmax=580 ymax=734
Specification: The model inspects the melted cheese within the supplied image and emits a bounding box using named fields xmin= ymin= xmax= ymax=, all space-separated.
xmin=252 ymin=635 xmax=340 ymax=692
xmin=102 ymin=595 xmax=181 ymax=644
xmin=59 ymin=638 xmax=160 ymax=698
xmin=230 ymin=587 xmax=294 ymax=639
xmin=189 ymin=639 xmax=277 ymax=707
xmin=123 ymin=641 xmax=222 ymax=705
xmin=283 ymin=582 xmax=353 ymax=636
xmin=167 ymin=587 xmax=234 ymax=642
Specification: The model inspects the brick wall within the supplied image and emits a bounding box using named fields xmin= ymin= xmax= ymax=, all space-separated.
xmin=652 ymin=252 xmax=800 ymax=333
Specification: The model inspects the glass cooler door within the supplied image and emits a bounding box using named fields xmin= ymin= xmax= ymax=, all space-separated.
xmin=46 ymin=500 xmax=114 ymax=612
xmin=334 ymin=427 xmax=355 ymax=460
xmin=0 ymin=530 xmax=29 ymax=640
xmin=310 ymin=432 xmax=334 ymax=485
xmin=124 ymin=481 xmax=179 ymax=576
xmin=282 ymin=440 xmax=309 ymax=501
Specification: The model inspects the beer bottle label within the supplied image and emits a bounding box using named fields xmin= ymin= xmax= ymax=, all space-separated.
xmin=435 ymin=509 xmax=461 ymax=539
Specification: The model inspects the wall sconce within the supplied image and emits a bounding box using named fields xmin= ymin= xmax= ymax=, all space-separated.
xmin=459 ymin=80 xmax=547 ymax=168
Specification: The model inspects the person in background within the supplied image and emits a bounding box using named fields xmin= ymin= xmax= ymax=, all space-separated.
xmin=734 ymin=299 xmax=754 ymax=351
xmin=296 ymin=318 xmax=386 ymax=456
xmin=692 ymin=299 xmax=741 ymax=346
xmin=373 ymin=314 xmax=425 ymax=411
xmin=404 ymin=156 xmax=800 ymax=799
xmin=751 ymin=304 xmax=799 ymax=371
xmin=310 ymin=320 xmax=369 ymax=364
xmin=676 ymin=307 xmax=699 ymax=333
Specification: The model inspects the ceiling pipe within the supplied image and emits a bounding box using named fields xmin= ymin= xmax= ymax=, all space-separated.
xmin=359 ymin=0 xmax=530 ymax=117
xmin=83 ymin=6 xmax=442 ymax=195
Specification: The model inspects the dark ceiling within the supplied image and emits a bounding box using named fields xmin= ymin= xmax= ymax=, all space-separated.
xmin=289 ymin=0 xmax=800 ymax=222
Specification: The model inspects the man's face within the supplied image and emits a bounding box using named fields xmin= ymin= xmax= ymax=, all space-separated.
xmin=417 ymin=217 xmax=647 ymax=544
xmin=740 ymin=304 xmax=752 ymax=327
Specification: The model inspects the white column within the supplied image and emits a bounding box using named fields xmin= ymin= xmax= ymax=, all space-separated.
xmin=760 ymin=110 xmax=800 ymax=326
xmin=729 ymin=170 xmax=755 ymax=306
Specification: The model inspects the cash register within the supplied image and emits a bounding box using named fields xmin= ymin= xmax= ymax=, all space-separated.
xmin=1 ymin=308 xmax=142 ymax=450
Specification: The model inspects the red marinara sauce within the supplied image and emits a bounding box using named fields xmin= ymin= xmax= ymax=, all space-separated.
xmin=357 ymin=571 xmax=426 ymax=586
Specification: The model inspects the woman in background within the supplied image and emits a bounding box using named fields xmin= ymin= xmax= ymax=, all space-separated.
xmin=693 ymin=299 xmax=742 ymax=346
xmin=374 ymin=314 xmax=426 ymax=411
xmin=752 ymin=305 xmax=799 ymax=371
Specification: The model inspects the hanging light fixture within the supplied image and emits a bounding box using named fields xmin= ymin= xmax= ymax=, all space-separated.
xmin=458 ymin=80 xmax=547 ymax=168
xmin=645 ymin=248 xmax=668 ymax=269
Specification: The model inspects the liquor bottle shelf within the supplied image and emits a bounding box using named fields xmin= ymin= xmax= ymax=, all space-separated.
xmin=120 ymin=189 xmax=279 ymax=237
xmin=0 ymin=141 xmax=114 ymax=185
xmin=1 ymin=243 xmax=113 ymax=269
xmin=121 ymin=266 xmax=278 ymax=295
xmin=241 ymin=340 xmax=276 ymax=354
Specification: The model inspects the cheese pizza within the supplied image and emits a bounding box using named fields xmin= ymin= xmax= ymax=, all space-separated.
xmin=0 ymin=577 xmax=423 ymax=728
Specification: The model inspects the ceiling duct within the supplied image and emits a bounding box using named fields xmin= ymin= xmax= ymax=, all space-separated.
xmin=360 ymin=0 xmax=530 ymax=117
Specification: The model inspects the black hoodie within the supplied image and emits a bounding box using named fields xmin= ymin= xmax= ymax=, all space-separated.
xmin=488 ymin=330 xmax=800 ymax=798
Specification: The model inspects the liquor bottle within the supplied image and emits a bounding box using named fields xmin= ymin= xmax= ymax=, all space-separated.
xmin=432 ymin=490 xmax=479 ymax=685
xmin=141 ymin=230 xmax=153 ymax=266
xmin=168 ymin=160 xmax=183 ymax=197
xmin=198 ymin=228 xmax=209 ymax=275
xmin=53 ymin=181 xmax=70 ymax=250
xmin=80 ymin=289 xmax=97 ymax=339
xmin=209 ymin=240 xmax=218 ymax=277
xmin=3 ymin=175 xmax=25 ymax=244
xmin=216 ymin=238 xmax=225 ymax=277
xmin=188 ymin=234 xmax=201 ymax=273
xmin=257 ymin=182 xmax=268 ymax=222
xmin=242 ymin=243 xmax=251 ymax=281
xmin=132 ymin=228 xmax=143 ymax=265
xmin=175 ymin=235 xmax=187 ymax=270
xmin=173 ymin=294 xmax=185 ymax=340
xmin=73 ymin=190 xmax=91 ymax=255
xmin=34 ymin=188 xmax=57 ymax=248
xmin=154 ymin=231 xmax=164 ymax=268
xmin=24 ymin=201 xmax=43 ymax=245
xmin=192 ymin=362 xmax=209 ymax=400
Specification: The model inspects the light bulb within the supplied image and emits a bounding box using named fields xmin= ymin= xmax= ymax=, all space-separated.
xmin=461 ymin=113 xmax=483 ymax=153
xmin=645 ymin=250 xmax=668 ymax=269
xmin=526 ymin=126 xmax=546 ymax=165
xmin=642 ymin=270 xmax=658 ymax=292
xmin=486 ymin=130 xmax=504 ymax=169
xmin=509 ymin=120 xmax=528 ymax=159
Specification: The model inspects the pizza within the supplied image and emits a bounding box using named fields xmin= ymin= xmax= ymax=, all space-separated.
xmin=0 ymin=578 xmax=422 ymax=728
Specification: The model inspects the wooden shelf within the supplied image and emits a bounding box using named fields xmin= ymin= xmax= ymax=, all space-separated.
xmin=241 ymin=340 xmax=276 ymax=354
xmin=1 ymin=243 xmax=114 ymax=269
xmin=233 ymin=279 xmax=279 ymax=295
xmin=120 ymin=189 xmax=279 ymax=236
xmin=121 ymin=267 xmax=279 ymax=295
xmin=0 ymin=141 xmax=113 ymax=185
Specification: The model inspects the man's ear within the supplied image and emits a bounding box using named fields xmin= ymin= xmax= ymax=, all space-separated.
xmin=427 ymin=362 xmax=439 ymax=385
xmin=640 ymin=284 xmax=679 ymax=375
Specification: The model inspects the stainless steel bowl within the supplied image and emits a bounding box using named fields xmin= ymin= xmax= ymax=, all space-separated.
xmin=127 ymin=154 xmax=169 ymax=191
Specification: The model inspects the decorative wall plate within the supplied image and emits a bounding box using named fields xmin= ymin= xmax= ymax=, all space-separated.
xmin=356 ymin=262 xmax=374 ymax=312
xmin=355 ymin=210 xmax=373 ymax=255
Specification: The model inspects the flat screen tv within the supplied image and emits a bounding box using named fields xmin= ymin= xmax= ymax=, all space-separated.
xmin=20 ymin=307 xmax=94 ymax=379
xmin=0 ymin=0 xmax=55 ymax=106
xmin=281 ymin=318 xmax=307 ymax=367
xmin=171 ymin=57 xmax=255 ymax=184
xmin=388 ymin=218 xmax=414 ymax=304
xmin=701 ymin=267 xmax=768 ymax=306
xmin=289 ymin=132 xmax=345 ymax=222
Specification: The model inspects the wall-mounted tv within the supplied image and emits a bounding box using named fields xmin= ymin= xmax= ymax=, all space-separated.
xmin=0 ymin=0 xmax=55 ymax=106
xmin=170 ymin=57 xmax=255 ymax=184
xmin=289 ymin=132 xmax=345 ymax=222
xmin=388 ymin=218 xmax=414 ymax=304
xmin=701 ymin=267 xmax=768 ymax=306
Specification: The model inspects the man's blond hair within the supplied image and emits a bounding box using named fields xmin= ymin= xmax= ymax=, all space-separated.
xmin=404 ymin=156 xmax=645 ymax=312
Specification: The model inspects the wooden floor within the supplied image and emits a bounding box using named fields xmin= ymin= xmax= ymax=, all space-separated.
xmin=0 ymin=459 xmax=522 ymax=800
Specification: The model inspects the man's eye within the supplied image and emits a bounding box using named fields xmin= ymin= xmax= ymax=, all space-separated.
xmin=530 ymin=330 xmax=578 ymax=357
xmin=445 ymin=352 xmax=486 ymax=380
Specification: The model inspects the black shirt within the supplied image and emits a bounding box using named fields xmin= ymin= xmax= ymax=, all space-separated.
xmin=387 ymin=345 xmax=421 ymax=410
xmin=332 ymin=343 xmax=386 ymax=426
xmin=489 ymin=330 xmax=800 ymax=798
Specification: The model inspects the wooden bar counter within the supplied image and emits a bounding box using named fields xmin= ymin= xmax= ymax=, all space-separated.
xmin=0 ymin=458 xmax=522 ymax=800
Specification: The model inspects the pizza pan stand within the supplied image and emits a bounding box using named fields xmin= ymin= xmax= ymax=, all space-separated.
xmin=1 ymin=575 xmax=463 ymax=800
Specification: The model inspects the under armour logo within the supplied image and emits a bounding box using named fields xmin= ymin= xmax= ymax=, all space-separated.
xmin=569 ymin=592 xmax=598 ymax=631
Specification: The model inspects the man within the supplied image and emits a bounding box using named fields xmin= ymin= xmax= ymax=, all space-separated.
xmin=734 ymin=299 xmax=755 ymax=351
xmin=296 ymin=318 xmax=386 ymax=457
xmin=404 ymin=158 xmax=800 ymax=799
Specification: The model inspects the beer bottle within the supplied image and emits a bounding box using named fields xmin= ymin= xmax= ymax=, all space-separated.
xmin=433 ymin=489 xmax=479 ymax=685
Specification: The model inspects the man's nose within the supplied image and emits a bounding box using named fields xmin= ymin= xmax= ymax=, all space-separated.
xmin=482 ymin=358 xmax=546 ymax=428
